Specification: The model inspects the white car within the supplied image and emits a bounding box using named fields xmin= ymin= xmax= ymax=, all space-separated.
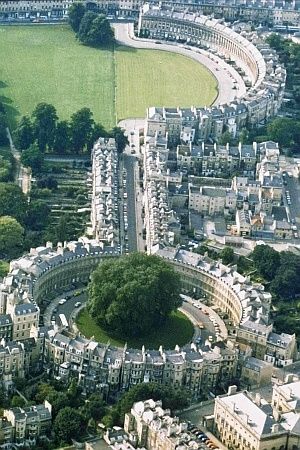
xmin=75 ymin=302 xmax=82 ymax=308
xmin=59 ymin=298 xmax=67 ymax=305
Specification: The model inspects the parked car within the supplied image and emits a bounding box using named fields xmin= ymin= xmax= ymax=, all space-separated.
xmin=75 ymin=302 xmax=82 ymax=308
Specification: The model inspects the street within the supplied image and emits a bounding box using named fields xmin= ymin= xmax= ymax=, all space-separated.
xmin=43 ymin=290 xmax=87 ymax=327
xmin=119 ymin=118 xmax=145 ymax=253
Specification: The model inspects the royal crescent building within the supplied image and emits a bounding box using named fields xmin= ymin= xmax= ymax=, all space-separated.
xmin=141 ymin=5 xmax=286 ymax=142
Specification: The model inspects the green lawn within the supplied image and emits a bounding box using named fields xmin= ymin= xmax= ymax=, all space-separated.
xmin=115 ymin=45 xmax=218 ymax=121
xmin=0 ymin=25 xmax=217 ymax=129
xmin=76 ymin=308 xmax=194 ymax=349
xmin=0 ymin=25 xmax=115 ymax=128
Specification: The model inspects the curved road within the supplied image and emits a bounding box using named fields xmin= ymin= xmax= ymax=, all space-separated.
xmin=114 ymin=22 xmax=246 ymax=106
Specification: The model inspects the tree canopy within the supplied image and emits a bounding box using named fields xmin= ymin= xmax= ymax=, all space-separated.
xmin=77 ymin=12 xmax=114 ymax=47
xmin=220 ymin=246 xmax=234 ymax=265
xmin=20 ymin=143 xmax=44 ymax=175
xmin=87 ymin=253 xmax=182 ymax=338
xmin=68 ymin=1 xmax=86 ymax=32
xmin=13 ymin=116 xmax=34 ymax=150
xmin=111 ymin=126 xmax=129 ymax=153
xmin=0 ymin=183 xmax=27 ymax=223
xmin=0 ymin=104 xmax=8 ymax=146
xmin=102 ymin=382 xmax=190 ymax=427
xmin=0 ymin=216 xmax=24 ymax=258
xmin=54 ymin=407 xmax=87 ymax=444
xmin=267 ymin=118 xmax=300 ymax=148
xmin=32 ymin=103 xmax=58 ymax=152
xmin=251 ymin=244 xmax=280 ymax=281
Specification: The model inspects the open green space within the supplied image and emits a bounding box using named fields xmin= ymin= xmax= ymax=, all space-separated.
xmin=115 ymin=46 xmax=218 ymax=121
xmin=76 ymin=308 xmax=194 ymax=349
xmin=0 ymin=25 xmax=217 ymax=129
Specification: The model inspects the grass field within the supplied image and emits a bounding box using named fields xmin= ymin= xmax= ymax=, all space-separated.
xmin=76 ymin=308 xmax=194 ymax=349
xmin=115 ymin=45 xmax=218 ymax=121
xmin=0 ymin=25 xmax=217 ymax=129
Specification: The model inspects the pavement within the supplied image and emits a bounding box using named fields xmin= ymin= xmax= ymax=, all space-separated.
xmin=113 ymin=22 xmax=247 ymax=106
xmin=180 ymin=295 xmax=228 ymax=344
xmin=43 ymin=289 xmax=87 ymax=327
xmin=119 ymin=118 xmax=145 ymax=253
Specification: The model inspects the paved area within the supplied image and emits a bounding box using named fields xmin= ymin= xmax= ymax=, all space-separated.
xmin=44 ymin=289 xmax=87 ymax=327
xmin=119 ymin=118 xmax=145 ymax=253
xmin=113 ymin=22 xmax=246 ymax=106
xmin=181 ymin=295 xmax=228 ymax=343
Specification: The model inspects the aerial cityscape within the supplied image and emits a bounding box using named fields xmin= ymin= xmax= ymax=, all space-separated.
xmin=0 ymin=0 xmax=300 ymax=449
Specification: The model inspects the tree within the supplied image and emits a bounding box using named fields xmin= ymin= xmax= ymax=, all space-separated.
xmin=270 ymin=268 xmax=299 ymax=299
xmin=46 ymin=213 xmax=79 ymax=243
xmin=70 ymin=108 xmax=94 ymax=153
xmin=267 ymin=118 xmax=299 ymax=147
xmin=251 ymin=244 xmax=280 ymax=280
xmin=0 ymin=155 xmax=12 ymax=182
xmin=220 ymin=246 xmax=234 ymax=265
xmin=266 ymin=33 xmax=285 ymax=51
xmin=82 ymin=394 xmax=106 ymax=421
xmin=0 ymin=111 xmax=8 ymax=146
xmin=53 ymin=120 xmax=70 ymax=154
xmin=116 ymin=383 xmax=190 ymax=425
xmin=218 ymin=130 xmax=234 ymax=146
xmin=32 ymin=103 xmax=58 ymax=152
xmin=87 ymin=253 xmax=182 ymax=338
xmin=110 ymin=126 xmax=129 ymax=153
xmin=0 ymin=216 xmax=24 ymax=258
xmin=0 ymin=183 xmax=27 ymax=223
xmin=37 ymin=176 xmax=58 ymax=190
xmin=13 ymin=116 xmax=34 ymax=150
xmin=78 ymin=12 xmax=114 ymax=47
xmin=0 ymin=260 xmax=9 ymax=278
xmin=54 ymin=407 xmax=86 ymax=444
xmin=87 ymin=122 xmax=108 ymax=150
xmin=68 ymin=1 xmax=86 ymax=32
xmin=269 ymin=251 xmax=300 ymax=300
xmin=25 ymin=200 xmax=50 ymax=231
xmin=20 ymin=143 xmax=44 ymax=175
xmin=11 ymin=395 xmax=26 ymax=408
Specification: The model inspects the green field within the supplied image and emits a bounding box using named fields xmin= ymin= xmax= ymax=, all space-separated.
xmin=115 ymin=46 xmax=218 ymax=121
xmin=0 ymin=25 xmax=217 ymax=129
xmin=76 ymin=308 xmax=194 ymax=349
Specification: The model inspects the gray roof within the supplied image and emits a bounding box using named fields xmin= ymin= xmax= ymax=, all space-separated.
xmin=0 ymin=314 xmax=12 ymax=326
xmin=15 ymin=303 xmax=38 ymax=316
xmin=219 ymin=392 xmax=280 ymax=436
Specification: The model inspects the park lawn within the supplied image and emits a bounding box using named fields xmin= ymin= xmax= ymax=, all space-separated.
xmin=0 ymin=25 xmax=115 ymax=128
xmin=76 ymin=308 xmax=194 ymax=349
xmin=0 ymin=25 xmax=217 ymax=130
xmin=115 ymin=46 xmax=218 ymax=121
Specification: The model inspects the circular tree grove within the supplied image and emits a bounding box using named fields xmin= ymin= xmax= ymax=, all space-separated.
xmin=87 ymin=253 xmax=182 ymax=339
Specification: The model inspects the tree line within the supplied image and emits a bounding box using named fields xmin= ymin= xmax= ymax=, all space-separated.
xmin=13 ymin=102 xmax=128 ymax=174
xmin=68 ymin=2 xmax=115 ymax=47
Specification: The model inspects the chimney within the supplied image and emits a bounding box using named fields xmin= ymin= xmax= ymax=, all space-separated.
xmin=228 ymin=385 xmax=238 ymax=396
xmin=255 ymin=393 xmax=261 ymax=407
xmin=285 ymin=373 xmax=294 ymax=384
xmin=271 ymin=424 xmax=279 ymax=433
